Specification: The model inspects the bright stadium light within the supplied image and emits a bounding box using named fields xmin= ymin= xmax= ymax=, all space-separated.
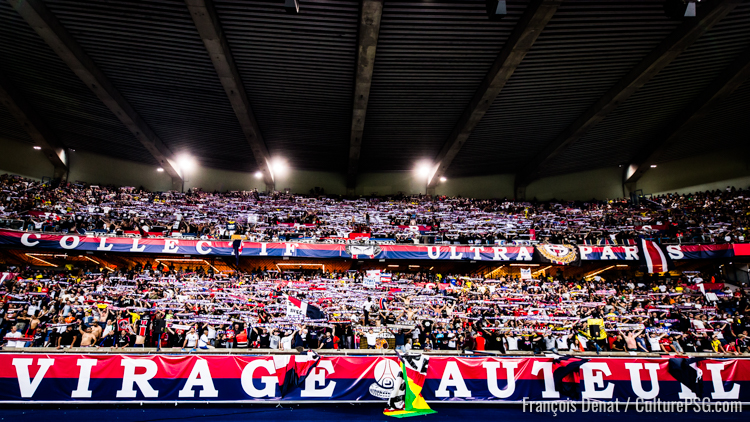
xmin=33 ymin=146 xmax=42 ymax=150
xmin=254 ymin=171 xmax=263 ymax=179
xmin=271 ymin=158 xmax=288 ymax=177
xmin=415 ymin=161 xmax=433 ymax=181
xmin=439 ymin=176 xmax=447 ymax=183
xmin=178 ymin=154 xmax=197 ymax=172
xmin=156 ymin=168 xmax=164 ymax=172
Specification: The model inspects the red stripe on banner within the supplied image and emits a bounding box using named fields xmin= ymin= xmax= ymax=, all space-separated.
xmin=644 ymin=241 xmax=665 ymax=273
xmin=680 ymin=244 xmax=733 ymax=252
xmin=733 ymin=243 xmax=750 ymax=256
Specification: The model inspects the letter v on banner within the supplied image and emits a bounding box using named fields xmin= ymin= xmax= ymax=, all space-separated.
xmin=638 ymin=239 xmax=674 ymax=274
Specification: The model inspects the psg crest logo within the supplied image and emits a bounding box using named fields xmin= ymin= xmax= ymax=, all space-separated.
xmin=345 ymin=244 xmax=382 ymax=258
xmin=369 ymin=359 xmax=401 ymax=399
xmin=537 ymin=244 xmax=578 ymax=265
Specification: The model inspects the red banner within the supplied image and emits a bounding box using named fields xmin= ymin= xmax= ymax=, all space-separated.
xmin=0 ymin=354 xmax=748 ymax=403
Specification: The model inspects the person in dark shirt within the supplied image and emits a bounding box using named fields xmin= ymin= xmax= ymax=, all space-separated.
xmin=318 ymin=332 xmax=334 ymax=349
xmin=57 ymin=325 xmax=75 ymax=349
xmin=256 ymin=328 xmax=271 ymax=348
xmin=215 ymin=333 xmax=227 ymax=349
xmin=116 ymin=330 xmax=131 ymax=349
xmin=152 ymin=312 xmax=166 ymax=350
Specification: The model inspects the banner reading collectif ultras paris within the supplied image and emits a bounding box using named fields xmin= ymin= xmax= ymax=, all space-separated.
xmin=0 ymin=229 xmax=740 ymax=262
xmin=0 ymin=354 xmax=748 ymax=403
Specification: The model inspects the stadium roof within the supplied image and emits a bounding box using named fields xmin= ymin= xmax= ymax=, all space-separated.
xmin=1 ymin=0 xmax=749 ymax=189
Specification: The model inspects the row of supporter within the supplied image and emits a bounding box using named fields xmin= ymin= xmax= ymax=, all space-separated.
xmin=1 ymin=174 xmax=748 ymax=245
xmin=1 ymin=264 xmax=748 ymax=354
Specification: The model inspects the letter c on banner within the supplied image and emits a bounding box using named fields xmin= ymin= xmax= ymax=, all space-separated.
xmin=196 ymin=241 xmax=213 ymax=255
xmin=240 ymin=360 xmax=278 ymax=398
xmin=59 ymin=235 xmax=80 ymax=250
xmin=21 ymin=233 xmax=41 ymax=247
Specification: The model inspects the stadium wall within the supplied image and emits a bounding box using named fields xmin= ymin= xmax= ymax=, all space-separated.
xmin=1 ymin=137 xmax=748 ymax=199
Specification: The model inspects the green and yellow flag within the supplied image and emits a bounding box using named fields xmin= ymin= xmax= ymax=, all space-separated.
xmin=383 ymin=353 xmax=437 ymax=418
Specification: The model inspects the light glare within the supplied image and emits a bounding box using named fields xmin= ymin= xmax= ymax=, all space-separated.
xmin=254 ymin=171 xmax=263 ymax=179
xmin=178 ymin=154 xmax=197 ymax=172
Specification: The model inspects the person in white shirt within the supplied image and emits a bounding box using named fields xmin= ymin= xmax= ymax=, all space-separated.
xmin=183 ymin=327 xmax=199 ymax=350
xmin=5 ymin=326 xmax=24 ymax=348
xmin=504 ymin=334 xmax=520 ymax=351
xmin=198 ymin=329 xmax=213 ymax=350
xmin=365 ymin=328 xmax=379 ymax=349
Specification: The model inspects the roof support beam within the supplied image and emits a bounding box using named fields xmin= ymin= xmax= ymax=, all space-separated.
xmin=0 ymin=70 xmax=68 ymax=180
xmin=186 ymin=0 xmax=275 ymax=191
xmin=425 ymin=0 xmax=562 ymax=190
xmin=517 ymin=0 xmax=740 ymax=187
xmin=347 ymin=0 xmax=384 ymax=193
xmin=9 ymin=0 xmax=183 ymax=185
xmin=624 ymin=47 xmax=750 ymax=185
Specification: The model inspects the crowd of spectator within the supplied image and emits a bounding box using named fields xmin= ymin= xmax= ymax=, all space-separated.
xmin=1 ymin=264 xmax=748 ymax=355
xmin=1 ymin=174 xmax=748 ymax=245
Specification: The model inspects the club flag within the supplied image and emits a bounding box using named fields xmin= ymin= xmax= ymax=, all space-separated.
xmin=638 ymin=239 xmax=673 ymax=273
xmin=384 ymin=352 xmax=437 ymax=418
xmin=551 ymin=355 xmax=590 ymax=400
xmin=277 ymin=352 xmax=322 ymax=397
xmin=286 ymin=295 xmax=326 ymax=320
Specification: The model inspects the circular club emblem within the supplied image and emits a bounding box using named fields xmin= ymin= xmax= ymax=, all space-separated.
xmin=369 ymin=359 xmax=401 ymax=399
xmin=538 ymin=244 xmax=577 ymax=264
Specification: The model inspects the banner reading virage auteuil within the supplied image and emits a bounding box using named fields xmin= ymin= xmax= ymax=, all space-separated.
xmin=1 ymin=354 xmax=748 ymax=403
xmin=0 ymin=229 xmax=741 ymax=262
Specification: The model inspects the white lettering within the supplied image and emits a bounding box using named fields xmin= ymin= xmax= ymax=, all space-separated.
xmin=624 ymin=362 xmax=660 ymax=399
xmin=449 ymin=246 xmax=463 ymax=260
xmin=601 ymin=246 xmax=616 ymax=260
xmin=470 ymin=246 xmax=483 ymax=260
xmin=707 ymin=363 xmax=740 ymax=399
xmin=493 ymin=247 xmax=509 ymax=261
xmin=12 ymin=358 xmax=55 ymax=398
xmin=196 ymin=241 xmax=213 ymax=255
xmin=162 ymin=239 xmax=179 ymax=253
xmin=130 ymin=238 xmax=146 ymax=252
xmin=240 ymin=360 xmax=277 ymax=398
xmin=581 ymin=362 xmax=614 ymax=399
xmin=427 ymin=246 xmax=441 ymax=260
xmin=97 ymin=237 xmax=113 ymax=252
xmin=531 ymin=361 xmax=559 ymax=398
xmin=284 ymin=243 xmax=298 ymax=257
xmin=301 ymin=360 xmax=337 ymax=397
xmin=72 ymin=359 xmax=98 ymax=398
xmin=579 ymin=246 xmax=593 ymax=260
xmin=435 ymin=361 xmax=472 ymax=398
xmin=666 ymin=245 xmax=684 ymax=260
xmin=624 ymin=246 xmax=639 ymax=260
xmin=179 ymin=359 xmax=218 ymax=398
xmin=516 ymin=248 xmax=532 ymax=261
xmin=59 ymin=235 xmax=80 ymax=250
xmin=116 ymin=359 xmax=159 ymax=398
xmin=483 ymin=361 xmax=518 ymax=398
xmin=259 ymin=242 xmax=268 ymax=256
xmin=21 ymin=233 xmax=41 ymax=247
